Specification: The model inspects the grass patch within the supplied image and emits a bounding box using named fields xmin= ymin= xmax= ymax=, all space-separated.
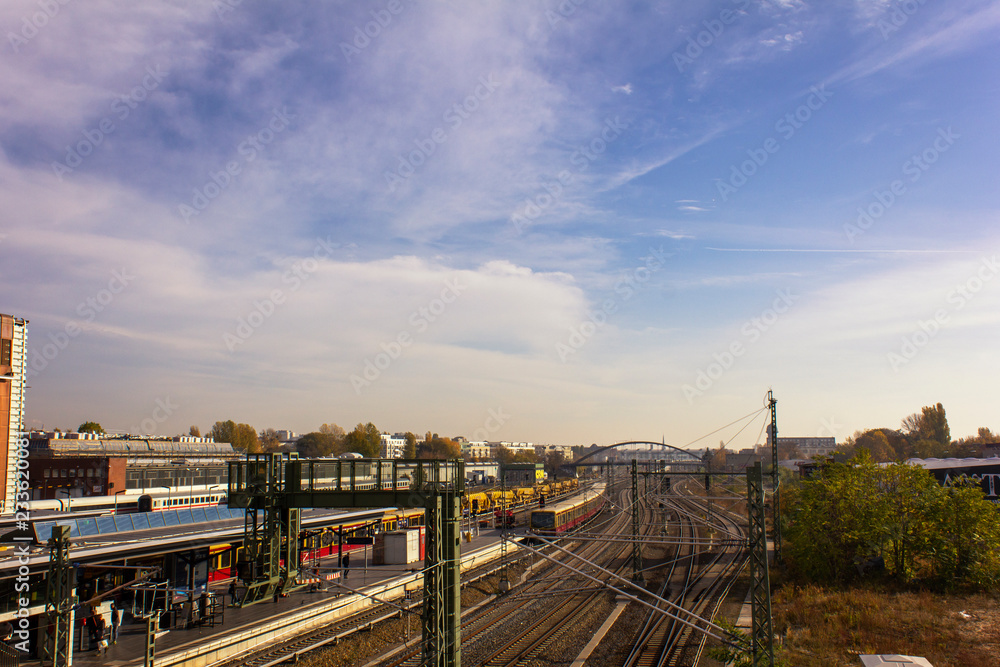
xmin=771 ymin=583 xmax=1000 ymax=666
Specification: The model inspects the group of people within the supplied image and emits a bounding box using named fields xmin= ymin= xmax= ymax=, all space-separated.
xmin=81 ymin=602 xmax=120 ymax=655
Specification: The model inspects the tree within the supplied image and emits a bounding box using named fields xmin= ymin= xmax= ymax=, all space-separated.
xmin=78 ymin=421 xmax=104 ymax=434
xmin=344 ymin=422 xmax=381 ymax=457
xmin=495 ymin=446 xmax=515 ymax=466
xmin=902 ymin=403 xmax=951 ymax=451
xmin=783 ymin=451 xmax=1000 ymax=587
xmin=512 ymin=450 xmax=539 ymax=463
xmin=211 ymin=420 xmax=261 ymax=453
xmin=853 ymin=430 xmax=896 ymax=463
xmin=418 ymin=434 xmax=461 ymax=459
xmin=544 ymin=450 xmax=566 ymax=479
xmin=953 ymin=427 xmax=1000 ymax=458
xmin=211 ymin=420 xmax=235 ymax=445
xmin=709 ymin=441 xmax=727 ymax=470
xmin=295 ymin=432 xmax=338 ymax=458
xmin=259 ymin=428 xmax=282 ymax=452
xmin=403 ymin=432 xmax=417 ymax=458
xmin=189 ymin=425 xmax=201 ymax=437
xmin=319 ymin=423 xmax=345 ymax=439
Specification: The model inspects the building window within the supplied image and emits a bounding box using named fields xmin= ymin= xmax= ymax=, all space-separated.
xmin=44 ymin=470 xmax=50 ymax=478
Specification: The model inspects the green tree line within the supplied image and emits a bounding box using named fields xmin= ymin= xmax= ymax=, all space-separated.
xmin=783 ymin=449 xmax=1000 ymax=589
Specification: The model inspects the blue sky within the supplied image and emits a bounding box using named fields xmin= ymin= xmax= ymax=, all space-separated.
xmin=2 ymin=0 xmax=998 ymax=450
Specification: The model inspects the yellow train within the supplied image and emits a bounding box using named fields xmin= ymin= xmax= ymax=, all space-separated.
xmin=462 ymin=478 xmax=578 ymax=515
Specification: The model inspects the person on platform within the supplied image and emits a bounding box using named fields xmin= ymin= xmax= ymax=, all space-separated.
xmin=95 ymin=615 xmax=108 ymax=655
xmin=342 ymin=553 xmax=350 ymax=579
xmin=110 ymin=603 xmax=121 ymax=645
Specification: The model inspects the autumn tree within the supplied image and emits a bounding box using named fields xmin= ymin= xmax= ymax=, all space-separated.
xmin=344 ymin=422 xmax=381 ymax=458
xmin=259 ymin=428 xmax=282 ymax=452
xmin=211 ymin=420 xmax=261 ymax=453
xmin=295 ymin=432 xmax=339 ymax=458
xmin=418 ymin=434 xmax=461 ymax=459
xmin=512 ymin=449 xmax=539 ymax=463
xmin=853 ymin=429 xmax=896 ymax=462
xmin=189 ymin=425 xmax=201 ymax=437
xmin=953 ymin=427 xmax=1000 ymax=458
xmin=709 ymin=441 xmax=727 ymax=470
xmin=319 ymin=423 xmax=345 ymax=439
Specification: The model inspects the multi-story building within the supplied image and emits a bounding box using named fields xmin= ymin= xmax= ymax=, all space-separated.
xmin=26 ymin=431 xmax=237 ymax=500
xmin=0 ymin=313 xmax=28 ymax=515
xmin=534 ymin=444 xmax=574 ymax=460
xmin=462 ymin=441 xmax=491 ymax=460
xmin=380 ymin=432 xmax=408 ymax=458
xmin=762 ymin=434 xmax=836 ymax=460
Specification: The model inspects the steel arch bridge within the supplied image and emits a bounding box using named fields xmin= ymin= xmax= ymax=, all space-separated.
xmin=570 ymin=441 xmax=703 ymax=466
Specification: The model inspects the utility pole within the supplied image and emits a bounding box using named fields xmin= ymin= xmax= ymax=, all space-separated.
xmin=499 ymin=464 xmax=510 ymax=593
xmin=630 ymin=459 xmax=643 ymax=583
xmin=747 ymin=462 xmax=774 ymax=666
xmin=768 ymin=389 xmax=781 ymax=562
xmin=44 ymin=525 xmax=74 ymax=667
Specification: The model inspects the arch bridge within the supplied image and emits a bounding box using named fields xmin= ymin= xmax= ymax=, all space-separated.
xmin=570 ymin=441 xmax=703 ymax=466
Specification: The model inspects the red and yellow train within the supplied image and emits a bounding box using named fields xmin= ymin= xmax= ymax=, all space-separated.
xmin=528 ymin=483 xmax=606 ymax=535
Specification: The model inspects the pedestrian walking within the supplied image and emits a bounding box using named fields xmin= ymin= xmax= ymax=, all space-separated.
xmin=228 ymin=579 xmax=238 ymax=606
xmin=95 ymin=616 xmax=108 ymax=655
xmin=86 ymin=609 xmax=99 ymax=649
xmin=343 ymin=553 xmax=350 ymax=579
xmin=110 ymin=603 xmax=121 ymax=645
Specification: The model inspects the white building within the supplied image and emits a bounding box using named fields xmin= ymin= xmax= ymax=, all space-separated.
xmin=1 ymin=314 xmax=28 ymax=515
xmin=381 ymin=433 xmax=408 ymax=458
xmin=534 ymin=444 xmax=574 ymax=459
xmin=462 ymin=441 xmax=491 ymax=460
xmin=762 ymin=434 xmax=836 ymax=459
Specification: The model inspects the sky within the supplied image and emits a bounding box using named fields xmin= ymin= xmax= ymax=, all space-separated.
xmin=2 ymin=0 xmax=998 ymax=451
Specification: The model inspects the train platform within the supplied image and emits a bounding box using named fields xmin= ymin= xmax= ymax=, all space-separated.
xmin=65 ymin=522 xmax=520 ymax=667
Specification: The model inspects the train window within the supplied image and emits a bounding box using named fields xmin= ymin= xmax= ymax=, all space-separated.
xmin=530 ymin=512 xmax=555 ymax=530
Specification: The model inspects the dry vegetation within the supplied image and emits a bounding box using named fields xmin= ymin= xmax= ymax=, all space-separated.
xmin=770 ymin=584 xmax=1000 ymax=666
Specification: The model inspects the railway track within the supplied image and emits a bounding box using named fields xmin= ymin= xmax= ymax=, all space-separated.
xmin=459 ymin=482 xmax=657 ymax=666
xmin=623 ymin=477 xmax=748 ymax=667
xmin=374 ymin=479 xmax=643 ymax=666
xmin=217 ymin=489 xmax=588 ymax=667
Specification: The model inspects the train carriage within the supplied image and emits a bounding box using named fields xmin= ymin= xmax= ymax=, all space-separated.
xmin=529 ymin=483 xmax=605 ymax=535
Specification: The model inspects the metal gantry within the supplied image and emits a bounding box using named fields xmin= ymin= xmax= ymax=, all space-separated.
xmin=43 ymin=525 xmax=74 ymax=667
xmin=228 ymin=454 xmax=465 ymax=667
xmin=746 ymin=462 xmax=774 ymax=667
xmin=236 ymin=453 xmax=300 ymax=604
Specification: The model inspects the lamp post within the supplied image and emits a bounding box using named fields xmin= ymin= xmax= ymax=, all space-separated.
xmin=56 ymin=488 xmax=70 ymax=513
xmin=208 ymin=485 xmax=220 ymax=505
xmin=160 ymin=485 xmax=171 ymax=508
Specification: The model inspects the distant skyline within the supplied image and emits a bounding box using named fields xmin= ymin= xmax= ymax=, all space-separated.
xmin=2 ymin=1 xmax=998 ymax=451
